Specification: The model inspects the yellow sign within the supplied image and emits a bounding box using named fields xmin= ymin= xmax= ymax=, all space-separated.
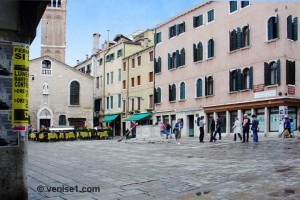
xmin=12 ymin=46 xmax=29 ymax=125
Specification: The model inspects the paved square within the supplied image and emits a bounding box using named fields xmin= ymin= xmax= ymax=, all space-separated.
xmin=28 ymin=136 xmax=300 ymax=200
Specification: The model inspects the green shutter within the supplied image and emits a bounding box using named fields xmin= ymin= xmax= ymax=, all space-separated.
xmin=286 ymin=60 xmax=290 ymax=85
xmin=183 ymin=21 xmax=185 ymax=32
xmin=154 ymin=58 xmax=157 ymax=73
xmin=211 ymin=77 xmax=214 ymax=95
xmin=154 ymin=33 xmax=157 ymax=44
xmin=176 ymin=24 xmax=179 ymax=35
xmin=237 ymin=27 xmax=241 ymax=49
xmin=277 ymin=59 xmax=281 ymax=85
xmin=276 ymin=14 xmax=279 ymax=39
xmin=182 ymin=48 xmax=185 ymax=65
xmin=197 ymin=79 xmax=202 ymax=97
xmin=168 ymin=27 xmax=171 ymax=38
xmin=211 ymin=40 xmax=214 ymax=57
xmin=200 ymin=15 xmax=203 ymax=26
xmin=229 ymin=71 xmax=233 ymax=92
xmin=193 ymin=16 xmax=197 ymax=27
xmin=169 ymin=85 xmax=171 ymax=101
xmin=193 ymin=44 xmax=197 ymax=62
xmin=208 ymin=40 xmax=212 ymax=58
xmin=268 ymin=18 xmax=273 ymax=40
xmin=199 ymin=42 xmax=203 ymax=60
xmin=168 ymin=53 xmax=171 ymax=70
xmin=293 ymin=17 xmax=298 ymax=41
xmin=173 ymin=84 xmax=176 ymax=101
xmin=291 ymin=61 xmax=296 ymax=85
xmin=154 ymin=88 xmax=157 ymax=103
xmin=287 ymin=15 xmax=293 ymax=40
xmin=176 ymin=50 xmax=180 ymax=68
xmin=249 ymin=67 xmax=253 ymax=89
xmin=264 ymin=62 xmax=269 ymax=86
xmin=205 ymin=77 xmax=208 ymax=96
xmin=158 ymin=57 xmax=161 ymax=73
xmin=247 ymin=24 xmax=250 ymax=45
xmin=237 ymin=69 xmax=242 ymax=91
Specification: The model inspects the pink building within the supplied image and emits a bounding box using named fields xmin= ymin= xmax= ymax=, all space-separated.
xmin=154 ymin=1 xmax=299 ymax=137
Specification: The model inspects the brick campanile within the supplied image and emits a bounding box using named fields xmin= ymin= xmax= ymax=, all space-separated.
xmin=41 ymin=0 xmax=67 ymax=63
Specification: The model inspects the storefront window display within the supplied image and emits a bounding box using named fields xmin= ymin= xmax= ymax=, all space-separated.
xmin=218 ymin=112 xmax=226 ymax=133
xmin=270 ymin=107 xmax=279 ymax=132
xmin=230 ymin=111 xmax=237 ymax=132
xmin=256 ymin=108 xmax=265 ymax=132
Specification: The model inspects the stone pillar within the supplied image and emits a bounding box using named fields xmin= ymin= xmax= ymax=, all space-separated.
xmin=225 ymin=111 xmax=230 ymax=137
xmin=264 ymin=107 xmax=269 ymax=136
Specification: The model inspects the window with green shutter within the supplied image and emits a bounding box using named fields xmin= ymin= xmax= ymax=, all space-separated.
xmin=241 ymin=25 xmax=250 ymax=47
xmin=157 ymin=87 xmax=161 ymax=103
xmin=117 ymin=49 xmax=122 ymax=57
xmin=241 ymin=1 xmax=249 ymax=8
xmin=287 ymin=16 xmax=298 ymax=41
xmin=178 ymin=22 xmax=185 ymax=34
xmin=169 ymin=25 xmax=176 ymax=38
xmin=242 ymin=68 xmax=250 ymax=90
xmin=230 ymin=29 xmax=237 ymax=51
xmin=207 ymin=9 xmax=214 ymax=23
xmin=208 ymin=39 xmax=214 ymax=58
xmin=267 ymin=16 xmax=279 ymax=40
xmin=286 ymin=60 xmax=296 ymax=85
xmin=118 ymin=94 xmax=121 ymax=108
xmin=169 ymin=84 xmax=176 ymax=102
xmin=229 ymin=1 xmax=237 ymax=13
xmin=98 ymin=58 xmax=103 ymax=66
xmin=196 ymin=78 xmax=203 ymax=97
xmin=179 ymin=82 xmax=186 ymax=100
xmin=154 ymin=32 xmax=162 ymax=44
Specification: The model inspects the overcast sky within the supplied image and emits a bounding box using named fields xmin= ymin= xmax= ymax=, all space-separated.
xmin=29 ymin=0 xmax=202 ymax=66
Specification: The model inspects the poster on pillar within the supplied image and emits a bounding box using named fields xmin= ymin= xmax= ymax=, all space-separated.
xmin=279 ymin=106 xmax=288 ymax=133
xmin=0 ymin=43 xmax=18 ymax=146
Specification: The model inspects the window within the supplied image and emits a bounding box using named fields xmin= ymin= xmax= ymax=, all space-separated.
xmin=100 ymin=76 xmax=103 ymax=87
xmin=193 ymin=42 xmax=203 ymax=62
xmin=137 ymin=75 xmax=141 ymax=86
xmin=229 ymin=70 xmax=241 ymax=92
xmin=168 ymin=52 xmax=176 ymax=70
xmin=149 ymin=72 xmax=154 ymax=82
xmin=149 ymin=51 xmax=154 ymax=62
xmin=110 ymin=53 xmax=114 ymax=61
xmin=137 ymin=98 xmax=141 ymax=110
xmin=106 ymin=55 xmax=110 ymax=62
xmin=193 ymin=14 xmax=203 ymax=28
xmin=242 ymin=67 xmax=253 ymax=90
xmin=179 ymin=48 xmax=185 ymax=66
xmin=287 ymin=15 xmax=298 ymax=41
xmin=241 ymin=25 xmax=250 ymax=47
xmin=154 ymin=57 xmax=162 ymax=73
xmin=241 ymin=1 xmax=249 ymax=8
xmin=110 ymin=96 xmax=113 ymax=109
xmin=106 ymin=97 xmax=109 ymax=110
xmin=131 ymin=58 xmax=135 ymax=68
xmin=229 ymin=29 xmax=238 ymax=51
xmin=86 ymin=64 xmax=91 ymax=74
xmin=207 ymin=9 xmax=214 ymax=23
xmin=110 ymin=72 xmax=113 ymax=84
xmin=229 ymin=1 xmax=237 ymax=13
xmin=117 ymin=49 xmax=123 ymax=57
xmin=267 ymin=15 xmax=279 ymax=40
xmin=154 ymin=87 xmax=161 ymax=104
xmin=264 ymin=60 xmax=281 ymax=86
xmin=123 ymin=62 xmax=126 ymax=71
xmin=70 ymin=81 xmax=80 ymax=105
xmin=207 ymin=39 xmax=214 ymax=58
xmin=137 ymin=56 xmax=141 ymax=66
xmin=106 ymin=73 xmax=109 ymax=85
xmin=123 ymin=80 xmax=126 ymax=89
xmin=169 ymin=25 xmax=176 ymax=38
xmin=154 ymin=32 xmax=162 ymax=44
xmin=98 ymin=58 xmax=103 ymax=66
xmin=42 ymin=60 xmax=51 ymax=75
xmin=286 ymin=60 xmax=296 ymax=85
xmin=118 ymin=69 xmax=121 ymax=81
xmin=48 ymin=0 xmax=61 ymax=8
xmin=205 ymin=76 xmax=214 ymax=96
xmin=131 ymin=77 xmax=135 ymax=87
xmin=178 ymin=22 xmax=185 ymax=35
xmin=179 ymin=82 xmax=186 ymax=100
xmin=94 ymin=99 xmax=101 ymax=112
xmin=131 ymin=98 xmax=135 ymax=111
xmin=59 ymin=115 xmax=66 ymax=125
xmin=149 ymin=95 xmax=154 ymax=109
xmin=118 ymin=94 xmax=121 ymax=108
xmin=169 ymin=84 xmax=176 ymax=101
xmin=196 ymin=78 xmax=203 ymax=97
xmin=96 ymin=77 xmax=99 ymax=88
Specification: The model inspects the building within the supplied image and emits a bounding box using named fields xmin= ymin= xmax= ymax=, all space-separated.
xmin=121 ymin=30 xmax=155 ymax=132
xmin=41 ymin=0 xmax=67 ymax=63
xmin=153 ymin=1 xmax=300 ymax=137
xmin=29 ymin=56 xmax=93 ymax=130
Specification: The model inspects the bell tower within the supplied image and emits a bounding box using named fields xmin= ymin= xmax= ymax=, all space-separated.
xmin=41 ymin=0 xmax=67 ymax=62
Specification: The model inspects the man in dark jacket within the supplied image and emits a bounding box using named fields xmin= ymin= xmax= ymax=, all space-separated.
xmin=242 ymin=114 xmax=251 ymax=142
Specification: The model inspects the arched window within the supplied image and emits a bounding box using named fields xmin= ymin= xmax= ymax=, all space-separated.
xmin=179 ymin=82 xmax=185 ymax=100
xmin=230 ymin=29 xmax=237 ymax=51
xmin=206 ymin=76 xmax=214 ymax=96
xmin=242 ymin=25 xmax=250 ymax=47
xmin=197 ymin=42 xmax=203 ymax=61
xmin=155 ymin=87 xmax=161 ymax=104
xmin=196 ymin=78 xmax=203 ymax=97
xmin=267 ymin=16 xmax=279 ymax=40
xmin=169 ymin=84 xmax=176 ymax=101
xmin=70 ymin=81 xmax=80 ymax=105
xmin=180 ymin=48 xmax=185 ymax=66
xmin=287 ymin=15 xmax=298 ymax=41
xmin=269 ymin=62 xmax=277 ymax=85
xmin=264 ymin=60 xmax=280 ymax=86
xmin=242 ymin=68 xmax=250 ymax=89
xmin=171 ymin=52 xmax=176 ymax=69
xmin=231 ymin=70 xmax=237 ymax=91
xmin=59 ymin=115 xmax=66 ymax=125
xmin=208 ymin=39 xmax=214 ymax=58
xmin=42 ymin=60 xmax=51 ymax=75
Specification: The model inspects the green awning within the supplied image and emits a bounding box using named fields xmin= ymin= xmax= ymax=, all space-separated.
xmin=102 ymin=114 xmax=118 ymax=122
xmin=125 ymin=113 xmax=151 ymax=121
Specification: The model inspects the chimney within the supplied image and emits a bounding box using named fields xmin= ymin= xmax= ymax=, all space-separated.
xmin=76 ymin=60 xmax=80 ymax=64
xmin=93 ymin=33 xmax=101 ymax=54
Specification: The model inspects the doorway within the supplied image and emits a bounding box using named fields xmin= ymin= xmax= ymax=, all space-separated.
xmin=40 ymin=119 xmax=50 ymax=129
xmin=188 ymin=115 xmax=194 ymax=137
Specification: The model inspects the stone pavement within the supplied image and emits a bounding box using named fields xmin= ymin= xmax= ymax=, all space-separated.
xmin=28 ymin=135 xmax=300 ymax=200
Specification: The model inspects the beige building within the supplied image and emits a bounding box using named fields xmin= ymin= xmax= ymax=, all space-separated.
xmin=29 ymin=56 xmax=93 ymax=131
xmin=41 ymin=0 xmax=67 ymax=63
xmin=154 ymin=1 xmax=300 ymax=137
xmin=122 ymin=30 xmax=155 ymax=131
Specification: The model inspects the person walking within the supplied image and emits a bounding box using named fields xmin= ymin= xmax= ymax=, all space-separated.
xmin=214 ymin=116 xmax=222 ymax=140
xmin=198 ymin=116 xmax=206 ymax=143
xmin=165 ymin=122 xmax=172 ymax=139
xmin=210 ymin=118 xmax=217 ymax=142
xmin=242 ymin=114 xmax=251 ymax=142
xmin=174 ymin=118 xmax=183 ymax=144
xmin=158 ymin=122 xmax=165 ymax=139
xmin=232 ymin=117 xmax=242 ymax=141
xmin=251 ymin=115 xmax=259 ymax=143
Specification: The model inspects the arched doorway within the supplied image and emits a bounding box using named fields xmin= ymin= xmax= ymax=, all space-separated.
xmin=37 ymin=107 xmax=53 ymax=130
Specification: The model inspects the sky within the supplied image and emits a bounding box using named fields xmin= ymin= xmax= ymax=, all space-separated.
xmin=29 ymin=0 xmax=202 ymax=66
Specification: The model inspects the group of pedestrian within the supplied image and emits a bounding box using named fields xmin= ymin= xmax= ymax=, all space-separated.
xmin=158 ymin=118 xmax=184 ymax=144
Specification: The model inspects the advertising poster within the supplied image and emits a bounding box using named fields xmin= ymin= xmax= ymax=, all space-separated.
xmin=0 ymin=43 xmax=29 ymax=147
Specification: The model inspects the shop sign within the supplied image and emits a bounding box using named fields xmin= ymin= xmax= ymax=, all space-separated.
xmin=288 ymin=85 xmax=295 ymax=95
xmin=254 ymin=90 xmax=276 ymax=99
